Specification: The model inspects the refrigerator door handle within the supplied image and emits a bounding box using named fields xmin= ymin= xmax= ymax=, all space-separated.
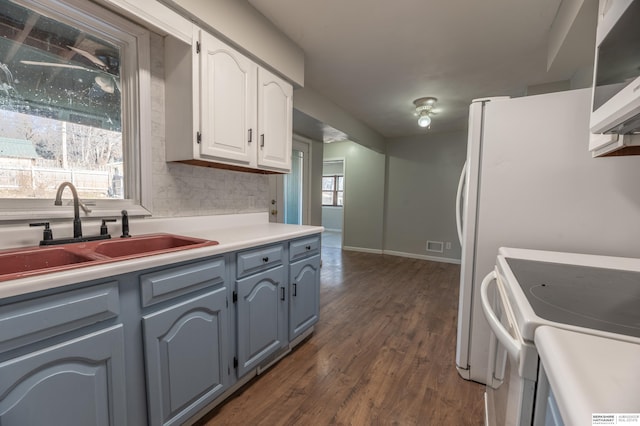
xmin=480 ymin=270 xmax=521 ymax=364
xmin=455 ymin=161 xmax=467 ymax=245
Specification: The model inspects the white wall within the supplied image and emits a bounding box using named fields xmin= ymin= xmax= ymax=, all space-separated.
xmin=309 ymin=139 xmax=324 ymax=226
xmin=322 ymin=207 xmax=343 ymax=231
xmin=167 ymin=0 xmax=304 ymax=86
xmin=294 ymin=87 xmax=386 ymax=153
xmin=384 ymin=131 xmax=467 ymax=262
xmin=324 ymin=141 xmax=385 ymax=252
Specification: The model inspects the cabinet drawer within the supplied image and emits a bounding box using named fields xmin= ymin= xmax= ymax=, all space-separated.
xmin=0 ymin=281 xmax=120 ymax=352
xmin=289 ymin=235 xmax=320 ymax=261
xmin=236 ymin=244 xmax=283 ymax=278
xmin=140 ymin=257 xmax=225 ymax=308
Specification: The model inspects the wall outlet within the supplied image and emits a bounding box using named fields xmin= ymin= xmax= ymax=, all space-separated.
xmin=445 ymin=242 xmax=452 ymax=250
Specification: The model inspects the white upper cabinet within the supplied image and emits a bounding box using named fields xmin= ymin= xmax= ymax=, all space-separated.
xmin=165 ymin=27 xmax=292 ymax=173
xmin=199 ymin=31 xmax=257 ymax=168
xmin=257 ymin=68 xmax=293 ymax=171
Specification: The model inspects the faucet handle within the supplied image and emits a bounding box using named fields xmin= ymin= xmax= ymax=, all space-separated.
xmin=100 ymin=218 xmax=117 ymax=236
xmin=30 ymin=222 xmax=53 ymax=242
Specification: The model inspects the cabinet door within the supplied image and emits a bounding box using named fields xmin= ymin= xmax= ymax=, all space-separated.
xmin=289 ymin=255 xmax=320 ymax=341
xmin=236 ymin=265 xmax=286 ymax=377
xmin=143 ymin=287 xmax=229 ymax=426
xmin=0 ymin=325 xmax=127 ymax=426
xmin=257 ymin=67 xmax=292 ymax=171
xmin=199 ymin=30 xmax=257 ymax=167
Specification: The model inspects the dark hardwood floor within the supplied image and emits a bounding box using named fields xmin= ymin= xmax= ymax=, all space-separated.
xmin=197 ymin=246 xmax=485 ymax=425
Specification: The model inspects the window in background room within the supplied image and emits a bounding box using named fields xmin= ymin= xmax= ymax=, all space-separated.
xmin=322 ymin=175 xmax=343 ymax=207
xmin=0 ymin=0 xmax=150 ymax=219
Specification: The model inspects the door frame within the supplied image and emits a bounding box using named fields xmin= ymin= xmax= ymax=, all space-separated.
xmin=269 ymin=134 xmax=312 ymax=224
xmin=321 ymin=157 xmax=345 ymax=246
xmin=293 ymin=136 xmax=312 ymax=225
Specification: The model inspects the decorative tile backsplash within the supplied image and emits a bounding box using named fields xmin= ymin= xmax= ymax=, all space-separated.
xmin=149 ymin=34 xmax=269 ymax=217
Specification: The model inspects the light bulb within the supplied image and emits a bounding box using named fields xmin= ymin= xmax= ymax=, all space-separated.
xmin=418 ymin=113 xmax=431 ymax=128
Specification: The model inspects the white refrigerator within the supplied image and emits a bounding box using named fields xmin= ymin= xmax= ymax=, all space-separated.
xmin=455 ymin=88 xmax=640 ymax=384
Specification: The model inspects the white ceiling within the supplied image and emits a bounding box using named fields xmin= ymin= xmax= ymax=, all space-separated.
xmin=248 ymin=0 xmax=596 ymax=140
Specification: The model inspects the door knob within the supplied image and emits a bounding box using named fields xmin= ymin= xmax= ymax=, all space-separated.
xmin=271 ymin=209 xmax=278 ymax=216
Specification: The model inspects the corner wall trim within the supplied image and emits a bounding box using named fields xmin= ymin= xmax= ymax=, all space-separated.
xmin=383 ymin=250 xmax=461 ymax=265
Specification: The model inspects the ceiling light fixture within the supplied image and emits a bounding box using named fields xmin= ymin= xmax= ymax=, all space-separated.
xmin=414 ymin=97 xmax=438 ymax=128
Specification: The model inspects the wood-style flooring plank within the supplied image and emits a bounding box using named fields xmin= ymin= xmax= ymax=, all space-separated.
xmin=196 ymin=247 xmax=484 ymax=425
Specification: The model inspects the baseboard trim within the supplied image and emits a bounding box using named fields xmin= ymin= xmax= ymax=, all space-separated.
xmin=383 ymin=250 xmax=461 ymax=265
xmin=340 ymin=246 xmax=461 ymax=264
xmin=342 ymin=246 xmax=383 ymax=254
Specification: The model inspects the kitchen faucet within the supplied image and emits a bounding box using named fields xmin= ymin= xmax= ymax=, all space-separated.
xmin=30 ymin=182 xmax=115 ymax=246
xmin=54 ymin=181 xmax=91 ymax=238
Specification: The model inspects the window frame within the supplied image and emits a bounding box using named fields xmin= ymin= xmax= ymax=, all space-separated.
xmin=0 ymin=0 xmax=152 ymax=221
xmin=322 ymin=174 xmax=343 ymax=207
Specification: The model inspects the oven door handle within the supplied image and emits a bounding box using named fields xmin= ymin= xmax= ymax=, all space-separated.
xmin=480 ymin=270 xmax=521 ymax=363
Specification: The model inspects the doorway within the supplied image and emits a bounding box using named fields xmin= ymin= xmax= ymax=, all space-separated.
xmin=269 ymin=136 xmax=311 ymax=224
xmin=321 ymin=159 xmax=344 ymax=248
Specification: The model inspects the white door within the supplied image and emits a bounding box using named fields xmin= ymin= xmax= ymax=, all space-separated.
xmin=269 ymin=137 xmax=311 ymax=224
xmin=199 ymin=30 xmax=256 ymax=166
xmin=268 ymin=177 xmax=283 ymax=223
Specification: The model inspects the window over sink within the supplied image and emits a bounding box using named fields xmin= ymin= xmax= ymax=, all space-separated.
xmin=0 ymin=0 xmax=151 ymax=220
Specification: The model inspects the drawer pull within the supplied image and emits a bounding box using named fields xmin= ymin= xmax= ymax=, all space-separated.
xmin=293 ymin=283 xmax=297 ymax=297
xmin=305 ymin=245 xmax=311 ymax=250
xmin=262 ymin=256 xmax=269 ymax=263
xmin=281 ymin=287 xmax=285 ymax=301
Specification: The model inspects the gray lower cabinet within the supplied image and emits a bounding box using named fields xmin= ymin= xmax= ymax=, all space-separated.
xmin=236 ymin=264 xmax=287 ymax=377
xmin=0 ymin=280 xmax=126 ymax=425
xmin=0 ymin=325 xmax=127 ymax=425
xmin=141 ymin=258 xmax=229 ymax=426
xmin=0 ymin=233 xmax=321 ymax=425
xmin=289 ymin=254 xmax=320 ymax=340
xmin=143 ymin=287 xmax=229 ymax=426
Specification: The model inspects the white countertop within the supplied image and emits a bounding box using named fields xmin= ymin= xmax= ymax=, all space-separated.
xmin=0 ymin=212 xmax=323 ymax=299
xmin=535 ymin=326 xmax=640 ymax=426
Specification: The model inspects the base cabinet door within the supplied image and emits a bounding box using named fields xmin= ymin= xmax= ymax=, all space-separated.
xmin=0 ymin=325 xmax=127 ymax=426
xmin=143 ymin=287 xmax=229 ymax=426
xmin=289 ymin=254 xmax=320 ymax=340
xmin=236 ymin=265 xmax=286 ymax=377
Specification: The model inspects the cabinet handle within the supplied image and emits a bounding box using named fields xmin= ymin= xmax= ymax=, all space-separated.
xmin=260 ymin=134 xmax=265 ymax=147
xmin=305 ymin=245 xmax=311 ymax=250
xmin=262 ymin=256 xmax=269 ymax=263
xmin=281 ymin=287 xmax=285 ymax=301
xmin=293 ymin=283 xmax=297 ymax=297
xmin=248 ymin=128 xmax=253 ymax=143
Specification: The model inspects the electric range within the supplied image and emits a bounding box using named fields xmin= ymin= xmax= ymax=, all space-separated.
xmin=495 ymin=247 xmax=640 ymax=344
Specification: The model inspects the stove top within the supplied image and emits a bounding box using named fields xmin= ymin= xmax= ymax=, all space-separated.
xmin=505 ymin=258 xmax=640 ymax=338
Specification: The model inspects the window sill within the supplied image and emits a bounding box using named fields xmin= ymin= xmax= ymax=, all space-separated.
xmin=0 ymin=201 xmax=151 ymax=223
